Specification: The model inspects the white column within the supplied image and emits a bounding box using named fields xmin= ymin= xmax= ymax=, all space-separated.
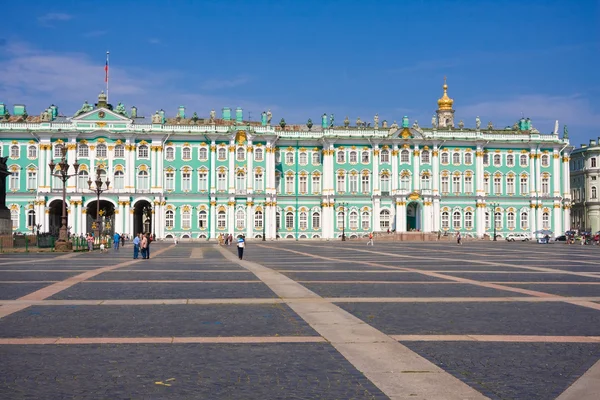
xmin=529 ymin=204 xmax=536 ymax=236
xmin=553 ymin=203 xmax=562 ymax=236
xmin=156 ymin=147 xmax=163 ymax=190
xmin=324 ymin=203 xmax=333 ymax=239
xmin=246 ymin=202 xmax=254 ymax=238
xmin=536 ymin=204 xmax=543 ymax=231
xmin=124 ymin=201 xmax=131 ymax=235
xmin=372 ymin=146 xmax=380 ymax=195
xmin=563 ymin=206 xmax=571 ymax=232
xmin=397 ymin=199 xmax=407 ymax=232
xmin=228 ymin=141 xmax=235 ymax=195
xmin=391 ymin=146 xmax=398 ymax=193
xmin=38 ymin=143 xmax=47 ymax=190
xmin=432 ymin=147 xmax=440 ymax=194
xmin=44 ymin=207 xmax=50 ymax=232
xmin=552 ymin=151 xmax=560 ymax=197
xmin=210 ymin=142 xmax=216 ymax=193
xmin=535 ymin=153 xmax=542 ymax=193
xmin=373 ymin=197 xmax=381 ymax=232
xmin=323 ymin=147 xmax=334 ymax=196
xmin=210 ymin=201 xmax=216 ymax=239
xmin=115 ymin=201 xmax=123 ymax=233
xmin=476 ymin=203 xmax=485 ymax=238
xmin=150 ymin=145 xmax=157 ymax=190
xmin=413 ymin=146 xmax=420 ymax=190
xmin=124 ymin=142 xmax=132 ymax=190
xmin=89 ymin=144 xmax=96 ymax=177
xmin=228 ymin=201 xmax=235 ymax=235
xmin=476 ymin=147 xmax=484 ymax=195
xmin=247 ymin=141 xmax=253 ymax=194
xmin=423 ymin=200 xmax=433 ymax=232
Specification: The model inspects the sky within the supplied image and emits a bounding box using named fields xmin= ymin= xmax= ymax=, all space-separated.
xmin=0 ymin=0 xmax=598 ymax=145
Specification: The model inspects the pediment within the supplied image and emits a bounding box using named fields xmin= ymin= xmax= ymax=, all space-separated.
xmin=73 ymin=108 xmax=131 ymax=123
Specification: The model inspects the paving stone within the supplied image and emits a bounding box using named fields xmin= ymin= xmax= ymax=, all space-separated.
xmin=441 ymin=272 xmax=600 ymax=282
xmin=122 ymin=263 xmax=246 ymax=271
xmin=89 ymin=271 xmax=257 ymax=281
xmin=0 ymin=304 xmax=317 ymax=338
xmin=0 ymin=271 xmax=81 ymax=281
xmin=371 ymin=263 xmax=525 ymax=271
xmin=504 ymin=284 xmax=600 ymax=297
xmin=301 ymin=282 xmax=531 ymax=298
xmin=0 ymin=283 xmax=50 ymax=300
xmin=282 ymin=272 xmax=447 ymax=281
xmin=337 ymin=302 xmax=600 ymax=336
xmin=401 ymin=341 xmax=600 ymax=400
xmin=49 ymin=282 xmax=278 ymax=300
xmin=0 ymin=344 xmax=389 ymax=400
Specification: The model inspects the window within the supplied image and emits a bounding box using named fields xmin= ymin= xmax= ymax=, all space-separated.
xmin=27 ymin=170 xmax=37 ymax=190
xmin=10 ymin=145 xmax=19 ymax=158
xmin=275 ymin=151 xmax=281 ymax=163
xmin=380 ymin=149 xmax=390 ymax=163
xmin=441 ymin=152 xmax=449 ymax=164
xmin=541 ymin=177 xmax=550 ymax=195
xmin=113 ymin=170 xmax=124 ymax=190
xmin=441 ymin=211 xmax=449 ymax=229
xmin=520 ymin=211 xmax=528 ymax=229
xmin=361 ymin=211 xmax=370 ymax=230
xmin=137 ymin=170 xmax=149 ymax=190
xmin=299 ymin=175 xmax=307 ymax=194
xmin=165 ymin=172 xmax=175 ymax=191
xmin=285 ymin=152 xmax=294 ymax=164
xmin=299 ymin=212 xmax=308 ymax=230
xmin=337 ymin=174 xmax=345 ymax=192
xmin=381 ymin=174 xmax=390 ymax=192
xmin=453 ymin=211 xmax=461 ymax=229
xmin=337 ymin=211 xmax=344 ymax=230
xmin=484 ymin=176 xmax=490 ymax=194
xmin=464 ymin=152 xmax=473 ymax=165
xmin=421 ymin=174 xmax=430 ymax=189
xmin=592 ymin=158 xmax=597 ymax=168
xmin=78 ymin=144 xmax=89 ymax=158
xmin=138 ymin=145 xmax=149 ymax=158
xmin=197 ymin=147 xmax=208 ymax=161
xmin=54 ymin=144 xmax=64 ymax=158
xmin=164 ymin=146 xmax=174 ymax=160
xmin=349 ymin=151 xmax=357 ymax=163
xmin=464 ymin=176 xmax=473 ymax=193
xmin=236 ymin=209 xmax=245 ymax=229
xmin=420 ymin=150 xmax=430 ymax=164
xmin=493 ymin=154 xmax=501 ymax=166
xmin=465 ymin=211 xmax=473 ymax=229
xmin=275 ymin=173 xmax=281 ymax=194
xmin=516 ymin=154 xmax=526 ymax=167
xmin=11 ymin=209 xmax=18 ymax=229
xmin=542 ymin=212 xmax=550 ymax=229
xmin=78 ymin=170 xmax=88 ymax=190
xmin=217 ymin=211 xmax=226 ymax=229
xmin=380 ymin=210 xmax=390 ymax=230
xmin=254 ymin=210 xmax=263 ymax=229
xmin=312 ymin=175 xmax=321 ymax=194
xmin=361 ymin=151 xmax=369 ymax=163
xmin=28 ymin=146 xmax=37 ymax=158
xmin=299 ymin=152 xmax=308 ymax=165
xmin=114 ymin=145 xmax=124 ymax=158
xmin=218 ymin=148 xmax=226 ymax=160
xmin=199 ymin=211 xmax=208 ymax=229
xmin=349 ymin=211 xmax=358 ymax=229
xmin=254 ymin=172 xmax=263 ymax=191
xmin=312 ymin=152 xmax=320 ymax=164
xmin=217 ymin=172 xmax=226 ymax=191
xmin=494 ymin=177 xmax=502 ymax=194
xmin=441 ymin=176 xmax=449 ymax=193
xmin=495 ymin=211 xmax=502 ymax=229
xmin=285 ymin=212 xmax=294 ymax=229
xmin=541 ymin=154 xmax=549 ymax=167
xmin=506 ymin=154 xmax=515 ymax=167
xmin=400 ymin=150 xmax=410 ymax=163
xmin=452 ymin=152 xmax=460 ymax=164
xmin=520 ymin=176 xmax=528 ymax=195
xmin=312 ymin=212 xmax=320 ymax=229
xmin=337 ymin=151 xmax=345 ymax=163
xmin=236 ymin=172 xmax=246 ymax=193
xmin=452 ymin=175 xmax=461 ymax=194
xmin=485 ymin=211 xmax=490 ymax=230
xmin=285 ymin=175 xmax=294 ymax=193
xmin=165 ymin=210 xmax=174 ymax=228
xmin=182 ymin=209 xmax=191 ymax=229
xmin=483 ymin=153 xmax=489 ymax=165
xmin=96 ymin=144 xmax=107 ymax=158
xmin=254 ymin=148 xmax=263 ymax=161
xmin=349 ymin=174 xmax=358 ymax=193
xmin=361 ymin=174 xmax=370 ymax=193
xmin=198 ymin=172 xmax=208 ymax=191
xmin=182 ymin=147 xmax=192 ymax=160
xmin=592 ymin=186 xmax=597 ymax=199
xmin=507 ymin=177 xmax=515 ymax=195
xmin=182 ymin=172 xmax=191 ymax=191
xmin=236 ymin=147 xmax=245 ymax=161
xmin=507 ymin=212 xmax=515 ymax=229
xmin=27 ymin=210 xmax=36 ymax=228
xmin=400 ymin=173 xmax=410 ymax=190
xmin=9 ymin=170 xmax=19 ymax=191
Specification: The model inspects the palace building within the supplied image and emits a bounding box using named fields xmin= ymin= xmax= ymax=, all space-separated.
xmin=570 ymin=138 xmax=600 ymax=233
xmin=1 ymin=81 xmax=572 ymax=240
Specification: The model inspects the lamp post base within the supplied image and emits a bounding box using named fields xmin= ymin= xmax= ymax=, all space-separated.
xmin=54 ymin=240 xmax=73 ymax=252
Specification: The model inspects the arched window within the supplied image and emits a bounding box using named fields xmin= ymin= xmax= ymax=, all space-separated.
xmin=299 ymin=152 xmax=308 ymax=165
xmin=453 ymin=210 xmax=461 ymax=229
xmin=400 ymin=173 xmax=410 ymax=190
xmin=506 ymin=154 xmax=514 ymax=167
xmin=182 ymin=146 xmax=192 ymax=160
xmin=285 ymin=211 xmax=294 ymax=229
xmin=96 ymin=144 xmax=107 ymax=158
xmin=54 ymin=144 xmax=64 ymax=158
xmin=361 ymin=151 xmax=369 ymax=163
xmin=236 ymin=209 xmax=245 ymax=229
xmin=380 ymin=149 xmax=389 ymax=163
xmin=137 ymin=170 xmax=149 ymax=190
xmin=464 ymin=152 xmax=473 ymax=165
xmin=541 ymin=154 xmax=550 ymax=167
xmin=493 ymin=154 xmax=501 ymax=166
xmin=441 ymin=175 xmax=449 ymax=193
xmin=182 ymin=208 xmax=191 ymax=229
xmin=28 ymin=145 xmax=37 ymax=158
xmin=592 ymin=157 xmax=597 ymax=168
xmin=337 ymin=151 xmax=345 ymax=163
xmin=217 ymin=171 xmax=227 ymax=191
xmin=285 ymin=152 xmax=294 ymax=164
xmin=138 ymin=145 xmax=149 ymax=158
xmin=336 ymin=211 xmax=344 ymax=230
xmin=520 ymin=175 xmax=529 ymax=195
xmin=9 ymin=169 xmax=20 ymax=191
xmin=485 ymin=211 xmax=490 ymax=229
xmin=10 ymin=145 xmax=19 ymax=158
xmin=441 ymin=152 xmax=449 ymax=164
xmin=452 ymin=152 xmax=460 ymax=164
xmin=464 ymin=211 xmax=473 ymax=229
xmin=421 ymin=173 xmax=431 ymax=189
xmin=114 ymin=144 xmax=124 ymax=158
xmin=349 ymin=151 xmax=358 ymax=163
xmin=78 ymin=144 xmax=89 ymax=158
xmin=400 ymin=150 xmax=410 ymax=163
xmin=507 ymin=211 xmax=515 ymax=229
xmin=26 ymin=170 xmax=37 ymax=190
xmin=236 ymin=172 xmax=246 ymax=193
xmin=199 ymin=147 xmax=208 ymax=160
xmin=217 ymin=210 xmax=226 ymax=229
xmin=380 ymin=210 xmax=390 ymax=230
xmin=218 ymin=147 xmax=226 ymax=160
xmin=592 ymin=186 xmax=597 ymax=199
xmin=520 ymin=154 xmax=528 ymax=166
xmin=380 ymin=173 xmax=390 ymax=192
xmin=361 ymin=211 xmax=370 ymax=230
xmin=542 ymin=212 xmax=550 ymax=229
xmin=198 ymin=210 xmax=207 ymax=229
xmin=165 ymin=210 xmax=174 ymax=228
xmin=483 ymin=153 xmax=489 ymax=165
xmin=113 ymin=170 xmax=124 ymax=190
xmin=254 ymin=171 xmax=263 ymax=191
xmin=520 ymin=211 xmax=528 ymax=229
xmin=421 ymin=150 xmax=430 ymax=164
xmin=254 ymin=148 xmax=263 ymax=161
xmin=312 ymin=212 xmax=320 ymax=229
xmin=236 ymin=147 xmax=245 ymax=161
xmin=361 ymin=174 xmax=370 ymax=193
xmin=27 ymin=210 xmax=36 ymax=228
xmin=349 ymin=211 xmax=358 ymax=229
xmin=541 ymin=176 xmax=550 ymax=195
xmin=299 ymin=211 xmax=308 ymax=229
xmin=254 ymin=210 xmax=263 ymax=229
xmin=11 ymin=208 xmax=19 ymax=229
xmin=312 ymin=152 xmax=320 ymax=164
xmin=441 ymin=211 xmax=449 ymax=229
xmin=494 ymin=211 xmax=502 ymax=229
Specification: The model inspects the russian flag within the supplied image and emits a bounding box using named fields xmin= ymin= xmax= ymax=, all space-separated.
xmin=104 ymin=59 xmax=109 ymax=83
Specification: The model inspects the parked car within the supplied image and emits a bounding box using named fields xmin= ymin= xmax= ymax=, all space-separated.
xmin=555 ymin=235 xmax=567 ymax=241
xmin=506 ymin=233 xmax=530 ymax=242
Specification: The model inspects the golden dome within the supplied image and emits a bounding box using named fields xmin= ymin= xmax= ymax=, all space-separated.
xmin=437 ymin=77 xmax=454 ymax=111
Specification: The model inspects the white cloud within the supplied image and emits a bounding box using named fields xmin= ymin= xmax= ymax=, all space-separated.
xmin=201 ymin=76 xmax=251 ymax=91
xmin=38 ymin=13 xmax=73 ymax=27
xmin=148 ymin=38 xmax=161 ymax=45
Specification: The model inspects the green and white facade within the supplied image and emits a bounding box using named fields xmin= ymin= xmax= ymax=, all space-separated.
xmin=1 ymin=85 xmax=572 ymax=239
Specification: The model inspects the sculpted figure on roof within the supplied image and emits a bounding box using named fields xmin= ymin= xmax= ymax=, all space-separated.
xmin=431 ymin=114 xmax=437 ymax=128
xmin=74 ymin=101 xmax=93 ymax=117
xmin=115 ymin=102 xmax=126 ymax=116
xmin=210 ymin=109 xmax=216 ymax=123
xmin=152 ymin=111 xmax=162 ymax=124
xmin=374 ymin=114 xmax=379 ymax=128
xmin=266 ymin=109 xmax=272 ymax=124
xmin=475 ymin=116 xmax=481 ymax=130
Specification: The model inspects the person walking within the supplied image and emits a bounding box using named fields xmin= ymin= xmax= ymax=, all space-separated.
xmin=367 ymin=232 xmax=374 ymax=246
xmin=237 ymin=235 xmax=246 ymax=260
xmin=132 ymin=234 xmax=140 ymax=259
xmin=113 ymin=232 xmax=120 ymax=252
xmin=120 ymin=234 xmax=125 ymax=247
xmin=140 ymin=234 xmax=148 ymax=259
xmin=456 ymin=231 xmax=462 ymax=245
xmin=145 ymin=233 xmax=151 ymax=259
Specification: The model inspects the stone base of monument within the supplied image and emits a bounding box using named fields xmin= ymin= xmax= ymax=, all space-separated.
xmin=54 ymin=240 xmax=73 ymax=252
xmin=0 ymin=209 xmax=11 ymax=236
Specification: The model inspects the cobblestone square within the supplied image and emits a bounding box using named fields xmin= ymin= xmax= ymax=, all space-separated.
xmin=1 ymin=240 xmax=599 ymax=399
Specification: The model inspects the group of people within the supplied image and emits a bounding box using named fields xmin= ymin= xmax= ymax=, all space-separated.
xmin=132 ymin=233 xmax=154 ymax=259
xmin=218 ymin=233 xmax=235 ymax=246
xmin=217 ymin=233 xmax=246 ymax=259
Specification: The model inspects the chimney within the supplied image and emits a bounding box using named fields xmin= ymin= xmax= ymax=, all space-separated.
xmin=50 ymin=105 xmax=58 ymax=119
xmin=159 ymin=109 xmax=165 ymax=122
xmin=581 ymin=144 xmax=587 ymax=148
xmin=13 ymin=104 xmax=26 ymax=116
xmin=222 ymin=107 xmax=231 ymax=121
xmin=178 ymin=105 xmax=185 ymax=119
xmin=131 ymin=106 xmax=137 ymax=118
xmin=591 ymin=139 xmax=597 ymax=146
xmin=235 ymin=107 xmax=243 ymax=123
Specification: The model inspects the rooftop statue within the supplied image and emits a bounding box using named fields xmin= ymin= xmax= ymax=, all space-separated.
xmin=563 ymin=125 xmax=569 ymax=139
xmin=374 ymin=114 xmax=379 ymax=128
xmin=209 ymin=109 xmax=216 ymax=123
xmin=475 ymin=116 xmax=481 ymax=130
xmin=261 ymin=111 xmax=267 ymax=126
xmin=356 ymin=116 xmax=362 ymax=127
xmin=152 ymin=111 xmax=162 ymax=124
xmin=382 ymin=120 xmax=388 ymax=128
xmin=191 ymin=112 xmax=199 ymax=123
xmin=266 ymin=110 xmax=272 ymax=124
xmin=330 ymin=114 xmax=335 ymax=128
xmin=554 ymin=120 xmax=559 ymax=135
xmin=307 ymin=118 xmax=313 ymax=130
xmin=431 ymin=115 xmax=437 ymax=128
xmin=487 ymin=121 xmax=494 ymax=130
xmin=412 ymin=120 xmax=419 ymax=129
xmin=40 ymin=109 xmax=51 ymax=122
xmin=74 ymin=101 xmax=93 ymax=117
xmin=115 ymin=102 xmax=126 ymax=116
xmin=344 ymin=116 xmax=350 ymax=128
xmin=390 ymin=120 xmax=398 ymax=129
xmin=458 ymin=120 xmax=464 ymax=129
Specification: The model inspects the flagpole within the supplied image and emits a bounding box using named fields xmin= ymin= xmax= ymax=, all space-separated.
xmin=105 ymin=51 xmax=110 ymax=103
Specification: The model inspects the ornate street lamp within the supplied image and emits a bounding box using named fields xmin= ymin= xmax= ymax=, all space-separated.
xmin=88 ymin=168 xmax=110 ymax=239
xmin=48 ymin=146 xmax=80 ymax=250
xmin=490 ymin=202 xmax=499 ymax=241
xmin=338 ymin=202 xmax=348 ymax=241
